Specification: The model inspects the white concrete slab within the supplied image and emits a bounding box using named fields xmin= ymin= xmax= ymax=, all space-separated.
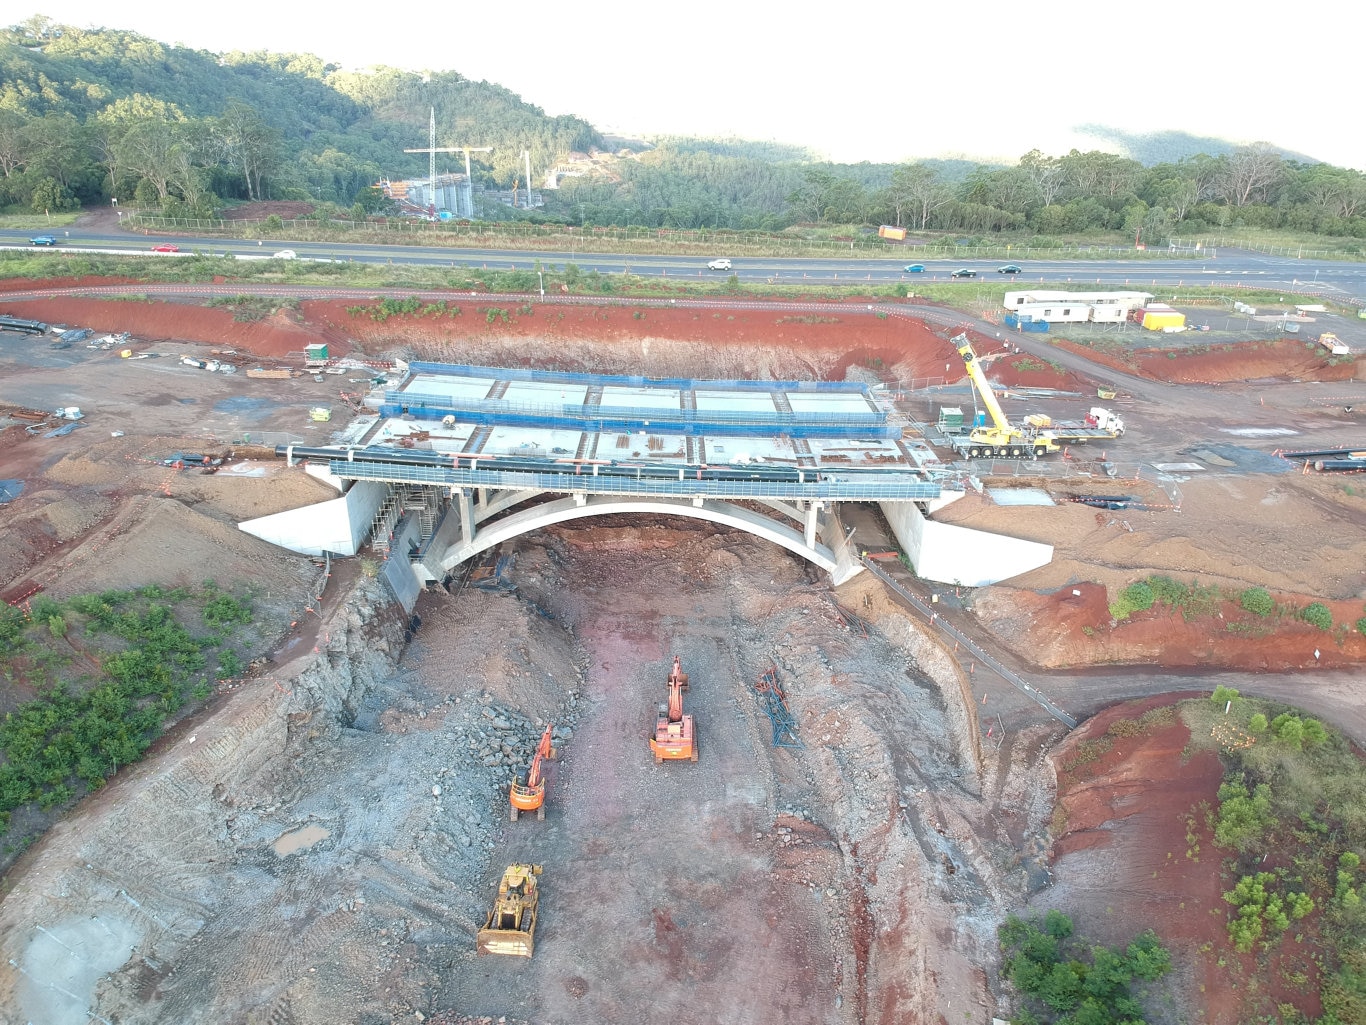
xmin=374 ymin=419 xmax=476 ymax=447
xmin=404 ymin=374 xmax=497 ymax=402
xmin=483 ymin=426 xmax=583 ymax=457
xmin=808 ymin=439 xmax=907 ymax=469
xmin=502 ymin=380 xmax=589 ymax=406
xmin=987 ymin=487 xmax=1056 ymax=506
xmin=786 ymin=393 xmax=874 ymax=413
xmin=601 ymin=385 xmax=682 ymax=409
xmin=694 ymin=390 xmax=777 ymax=413
xmin=700 ymin=436 xmax=801 ymax=464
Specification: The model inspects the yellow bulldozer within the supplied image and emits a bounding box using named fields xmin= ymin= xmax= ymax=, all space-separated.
xmin=476 ymin=863 xmax=542 ymax=957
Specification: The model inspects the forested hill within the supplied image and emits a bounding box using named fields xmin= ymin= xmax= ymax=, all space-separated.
xmin=3 ymin=19 xmax=1364 ymax=245
xmin=0 ymin=19 xmax=602 ymax=207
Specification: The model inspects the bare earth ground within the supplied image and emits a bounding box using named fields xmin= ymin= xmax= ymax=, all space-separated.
xmin=0 ymin=282 xmax=1364 ymax=1024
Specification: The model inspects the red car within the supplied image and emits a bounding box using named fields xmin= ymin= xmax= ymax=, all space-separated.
xmin=151 ymin=243 xmax=180 ymax=253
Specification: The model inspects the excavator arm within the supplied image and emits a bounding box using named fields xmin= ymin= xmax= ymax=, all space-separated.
xmin=510 ymin=724 xmax=556 ymax=820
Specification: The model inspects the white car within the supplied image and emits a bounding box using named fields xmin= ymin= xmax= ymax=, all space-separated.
xmin=707 ymin=258 xmax=732 ymax=271
xmin=272 ymin=249 xmax=297 ymax=260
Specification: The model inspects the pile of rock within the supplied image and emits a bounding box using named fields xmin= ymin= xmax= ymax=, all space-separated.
xmin=458 ymin=697 xmax=580 ymax=779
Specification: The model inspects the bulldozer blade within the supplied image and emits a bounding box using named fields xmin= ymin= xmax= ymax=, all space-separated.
xmin=477 ymin=929 xmax=534 ymax=958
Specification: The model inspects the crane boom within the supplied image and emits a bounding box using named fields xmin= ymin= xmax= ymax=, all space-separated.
xmin=953 ymin=333 xmax=1013 ymax=434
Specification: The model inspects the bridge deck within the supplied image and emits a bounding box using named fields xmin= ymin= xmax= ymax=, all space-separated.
xmin=362 ymin=362 xmax=929 ymax=481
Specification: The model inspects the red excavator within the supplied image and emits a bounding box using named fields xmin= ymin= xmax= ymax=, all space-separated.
xmin=649 ymin=655 xmax=697 ymax=763
xmin=510 ymin=724 xmax=556 ymax=821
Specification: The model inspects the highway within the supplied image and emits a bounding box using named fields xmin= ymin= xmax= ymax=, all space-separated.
xmin=2 ymin=226 xmax=1363 ymax=301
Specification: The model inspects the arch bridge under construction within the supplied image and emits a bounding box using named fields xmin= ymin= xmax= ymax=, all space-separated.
xmin=240 ymin=362 xmax=1052 ymax=609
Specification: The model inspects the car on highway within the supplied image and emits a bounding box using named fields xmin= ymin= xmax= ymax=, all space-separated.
xmin=29 ymin=235 xmax=57 ymax=246
xmin=904 ymin=264 xmax=925 ymax=273
xmin=151 ymin=243 xmax=180 ymax=253
xmin=997 ymin=264 xmax=1022 ymax=274
xmin=272 ymin=249 xmax=297 ymax=260
xmin=950 ymin=268 xmax=977 ymax=278
xmin=706 ymin=258 xmax=732 ymax=271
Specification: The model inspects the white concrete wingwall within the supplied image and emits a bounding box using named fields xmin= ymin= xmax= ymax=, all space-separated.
xmin=239 ymin=480 xmax=389 ymax=557
xmin=879 ymin=500 xmax=1053 ymax=587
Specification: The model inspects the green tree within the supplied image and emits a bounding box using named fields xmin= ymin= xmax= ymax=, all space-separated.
xmin=999 ymin=912 xmax=1169 ymax=1024
xmin=29 ymin=175 xmax=73 ymax=213
xmin=1218 ymin=143 xmax=1285 ymax=207
xmin=209 ymin=101 xmax=281 ymax=201
xmin=785 ymin=169 xmax=829 ymax=222
xmin=0 ymin=109 xmax=28 ymax=178
xmin=886 ymin=162 xmax=953 ymax=230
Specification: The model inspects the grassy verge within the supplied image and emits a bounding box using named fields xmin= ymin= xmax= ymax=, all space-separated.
xmin=0 ymin=211 xmax=82 ymax=230
xmin=0 ymin=583 xmax=259 ymax=864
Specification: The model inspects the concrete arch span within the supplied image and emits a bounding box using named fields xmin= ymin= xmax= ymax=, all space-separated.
xmin=438 ymin=494 xmax=861 ymax=583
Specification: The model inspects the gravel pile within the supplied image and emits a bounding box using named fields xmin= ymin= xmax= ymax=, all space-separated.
xmin=458 ymin=698 xmax=580 ymax=772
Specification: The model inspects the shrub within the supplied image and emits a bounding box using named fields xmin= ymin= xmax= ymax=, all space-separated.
xmin=1301 ymin=602 xmax=1333 ymax=630
xmin=1356 ymin=616 xmax=1366 ymax=638
xmin=1241 ymin=587 xmax=1275 ymax=616
xmin=1123 ymin=581 xmax=1155 ymax=610
xmin=1214 ymin=779 xmax=1275 ymax=850
xmin=1249 ymin=713 xmax=1268 ymax=733
xmin=998 ymin=911 xmax=1170 ymax=1020
xmin=1109 ymin=580 xmax=1155 ymax=620
xmin=203 ymin=594 xmax=251 ymax=630
xmin=1211 ymin=684 xmax=1241 ymax=707
xmin=217 ymin=650 xmax=243 ymax=678
xmin=1149 ymin=575 xmax=1188 ymax=606
xmin=1273 ymin=713 xmax=1306 ymax=748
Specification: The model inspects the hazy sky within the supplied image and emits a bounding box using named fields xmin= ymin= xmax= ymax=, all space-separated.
xmin=21 ymin=1 xmax=1364 ymax=170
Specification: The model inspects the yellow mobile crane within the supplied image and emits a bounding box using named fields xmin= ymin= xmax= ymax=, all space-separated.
xmin=952 ymin=332 xmax=1057 ymax=459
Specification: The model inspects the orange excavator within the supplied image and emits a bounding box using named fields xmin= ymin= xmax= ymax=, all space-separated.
xmin=649 ymin=655 xmax=697 ymax=763
xmin=510 ymin=724 xmax=556 ymax=821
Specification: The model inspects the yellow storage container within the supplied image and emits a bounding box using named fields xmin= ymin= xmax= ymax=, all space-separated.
xmin=1141 ymin=309 xmax=1186 ymax=331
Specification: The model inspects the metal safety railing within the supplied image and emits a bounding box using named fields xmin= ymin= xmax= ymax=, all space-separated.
xmin=377 ymin=403 xmax=900 ymax=440
xmin=328 ymin=460 xmax=943 ymax=500
xmin=405 ymin=361 xmax=873 ymax=392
